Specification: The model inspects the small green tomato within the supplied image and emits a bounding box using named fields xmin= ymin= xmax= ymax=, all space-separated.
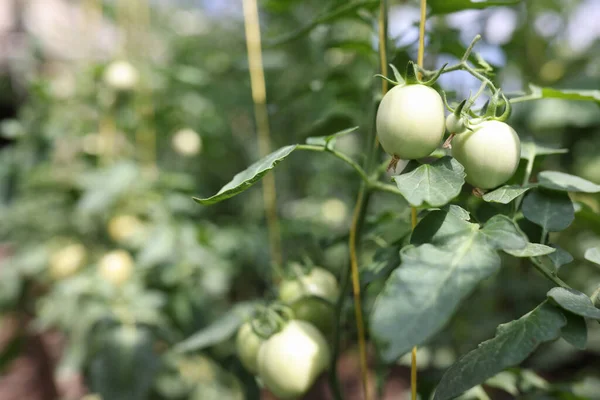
xmin=376 ymin=84 xmax=445 ymax=159
xmin=49 ymin=243 xmax=86 ymax=280
xmin=235 ymin=322 xmax=264 ymax=374
xmin=98 ymin=250 xmax=134 ymax=286
xmin=279 ymin=267 xmax=339 ymax=305
xmin=445 ymin=113 xmax=466 ymax=134
xmin=452 ymin=120 xmax=521 ymax=189
xmin=257 ymin=320 xmax=330 ymax=399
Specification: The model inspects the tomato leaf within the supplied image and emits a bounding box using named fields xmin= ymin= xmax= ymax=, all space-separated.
xmin=433 ymin=302 xmax=566 ymax=400
xmin=393 ymin=156 xmax=465 ymax=207
xmin=537 ymin=171 xmax=600 ymax=193
xmin=522 ymin=189 xmax=574 ymax=232
xmin=504 ymin=243 xmax=556 ymax=257
xmin=515 ymin=84 xmax=600 ymax=105
xmin=306 ymin=126 xmax=359 ymax=149
xmin=429 ymin=0 xmax=521 ymax=15
xmin=520 ymin=139 xmax=568 ymax=161
xmin=482 ymin=185 xmax=533 ymax=204
xmin=584 ymin=247 xmax=600 ymax=265
xmin=547 ymin=287 xmax=600 ymax=321
xmin=173 ymin=303 xmax=256 ymax=353
xmin=371 ymin=209 xmax=505 ymax=362
xmin=193 ymin=145 xmax=297 ymax=205
xmin=479 ymin=215 xmax=527 ymax=251
xmin=561 ymin=312 xmax=587 ymax=350
xmin=545 ymin=245 xmax=574 ymax=272
xmin=371 ymin=243 xmax=500 ymax=362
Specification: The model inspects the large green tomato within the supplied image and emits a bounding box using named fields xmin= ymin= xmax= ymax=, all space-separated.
xmin=279 ymin=267 xmax=339 ymax=335
xmin=376 ymin=84 xmax=445 ymax=160
xmin=258 ymin=320 xmax=330 ymax=399
xmin=235 ymin=322 xmax=264 ymax=374
xmin=279 ymin=267 xmax=339 ymax=305
xmin=452 ymin=120 xmax=521 ymax=189
xmin=289 ymin=296 xmax=335 ymax=337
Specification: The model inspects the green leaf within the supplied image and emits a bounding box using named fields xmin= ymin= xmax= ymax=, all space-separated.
xmin=584 ymin=247 xmax=600 ymax=265
xmin=504 ymin=243 xmax=556 ymax=257
xmin=561 ymin=312 xmax=587 ymax=350
xmin=479 ymin=215 xmax=527 ymax=251
xmin=522 ymin=189 xmax=574 ymax=232
xmin=520 ymin=139 xmax=568 ymax=161
xmin=193 ymin=145 xmax=297 ymax=205
xmin=371 ymin=243 xmax=500 ymax=362
xmin=538 ymin=171 xmax=600 ymax=193
xmin=518 ymin=84 xmax=600 ymax=105
xmin=433 ymin=302 xmax=566 ymax=400
xmin=411 ymin=209 xmax=476 ymax=249
xmin=546 ymin=245 xmax=574 ymax=272
xmin=305 ymin=126 xmax=359 ymax=149
xmin=372 ymin=210 xmax=501 ymax=362
xmin=429 ymin=0 xmax=521 ymax=15
xmin=393 ymin=157 xmax=465 ymax=207
xmin=482 ymin=185 xmax=533 ymax=204
xmin=547 ymin=287 xmax=600 ymax=321
xmin=173 ymin=303 xmax=255 ymax=353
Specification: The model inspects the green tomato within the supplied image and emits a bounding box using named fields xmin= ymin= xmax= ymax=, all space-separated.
xmin=452 ymin=120 xmax=521 ymax=189
xmin=445 ymin=113 xmax=466 ymax=134
xmin=279 ymin=267 xmax=339 ymax=305
xmin=49 ymin=243 xmax=86 ymax=280
xmin=376 ymin=84 xmax=445 ymax=159
xmin=98 ymin=250 xmax=134 ymax=286
xmin=290 ymin=296 xmax=335 ymax=337
xmin=258 ymin=320 xmax=330 ymax=399
xmin=235 ymin=322 xmax=264 ymax=374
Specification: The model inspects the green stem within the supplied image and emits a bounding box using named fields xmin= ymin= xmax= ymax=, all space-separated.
xmin=530 ymin=258 xmax=571 ymax=289
xmin=296 ymin=144 xmax=404 ymax=198
xmin=369 ymin=181 xmax=403 ymax=196
xmin=514 ymin=154 xmax=535 ymax=211
xmin=297 ymin=144 xmax=370 ymax=183
xmin=509 ymin=94 xmax=541 ymax=104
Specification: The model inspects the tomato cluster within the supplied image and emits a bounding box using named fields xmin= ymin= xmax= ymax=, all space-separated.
xmin=376 ymin=82 xmax=521 ymax=190
xmin=235 ymin=267 xmax=338 ymax=398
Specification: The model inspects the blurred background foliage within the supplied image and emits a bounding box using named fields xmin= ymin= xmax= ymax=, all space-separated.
xmin=0 ymin=0 xmax=599 ymax=399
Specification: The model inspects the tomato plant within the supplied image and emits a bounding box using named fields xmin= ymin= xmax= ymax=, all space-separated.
xmin=2 ymin=1 xmax=600 ymax=400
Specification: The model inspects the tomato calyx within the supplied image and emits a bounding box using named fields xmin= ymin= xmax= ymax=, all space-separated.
xmin=249 ymin=303 xmax=294 ymax=340
xmin=375 ymin=61 xmax=448 ymax=88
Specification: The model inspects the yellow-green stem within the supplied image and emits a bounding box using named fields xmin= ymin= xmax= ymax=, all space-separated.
xmin=412 ymin=1 xmax=428 ymax=399
xmin=242 ymin=0 xmax=284 ymax=275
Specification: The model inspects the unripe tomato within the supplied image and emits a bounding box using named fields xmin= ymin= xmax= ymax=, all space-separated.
xmin=289 ymin=296 xmax=335 ymax=337
xmin=376 ymin=84 xmax=445 ymax=159
xmin=49 ymin=243 xmax=86 ymax=280
xmin=279 ymin=267 xmax=339 ymax=305
xmin=235 ymin=322 xmax=264 ymax=374
xmin=445 ymin=114 xmax=466 ymax=134
xmin=452 ymin=120 xmax=521 ymax=189
xmin=107 ymin=215 xmax=144 ymax=244
xmin=98 ymin=250 xmax=134 ymax=286
xmin=103 ymin=61 xmax=139 ymax=91
xmin=258 ymin=320 xmax=330 ymax=399
xmin=172 ymin=129 xmax=202 ymax=156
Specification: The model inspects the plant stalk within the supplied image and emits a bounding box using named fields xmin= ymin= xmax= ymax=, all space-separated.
xmin=410 ymin=1 xmax=428 ymax=399
xmin=242 ymin=0 xmax=284 ymax=274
